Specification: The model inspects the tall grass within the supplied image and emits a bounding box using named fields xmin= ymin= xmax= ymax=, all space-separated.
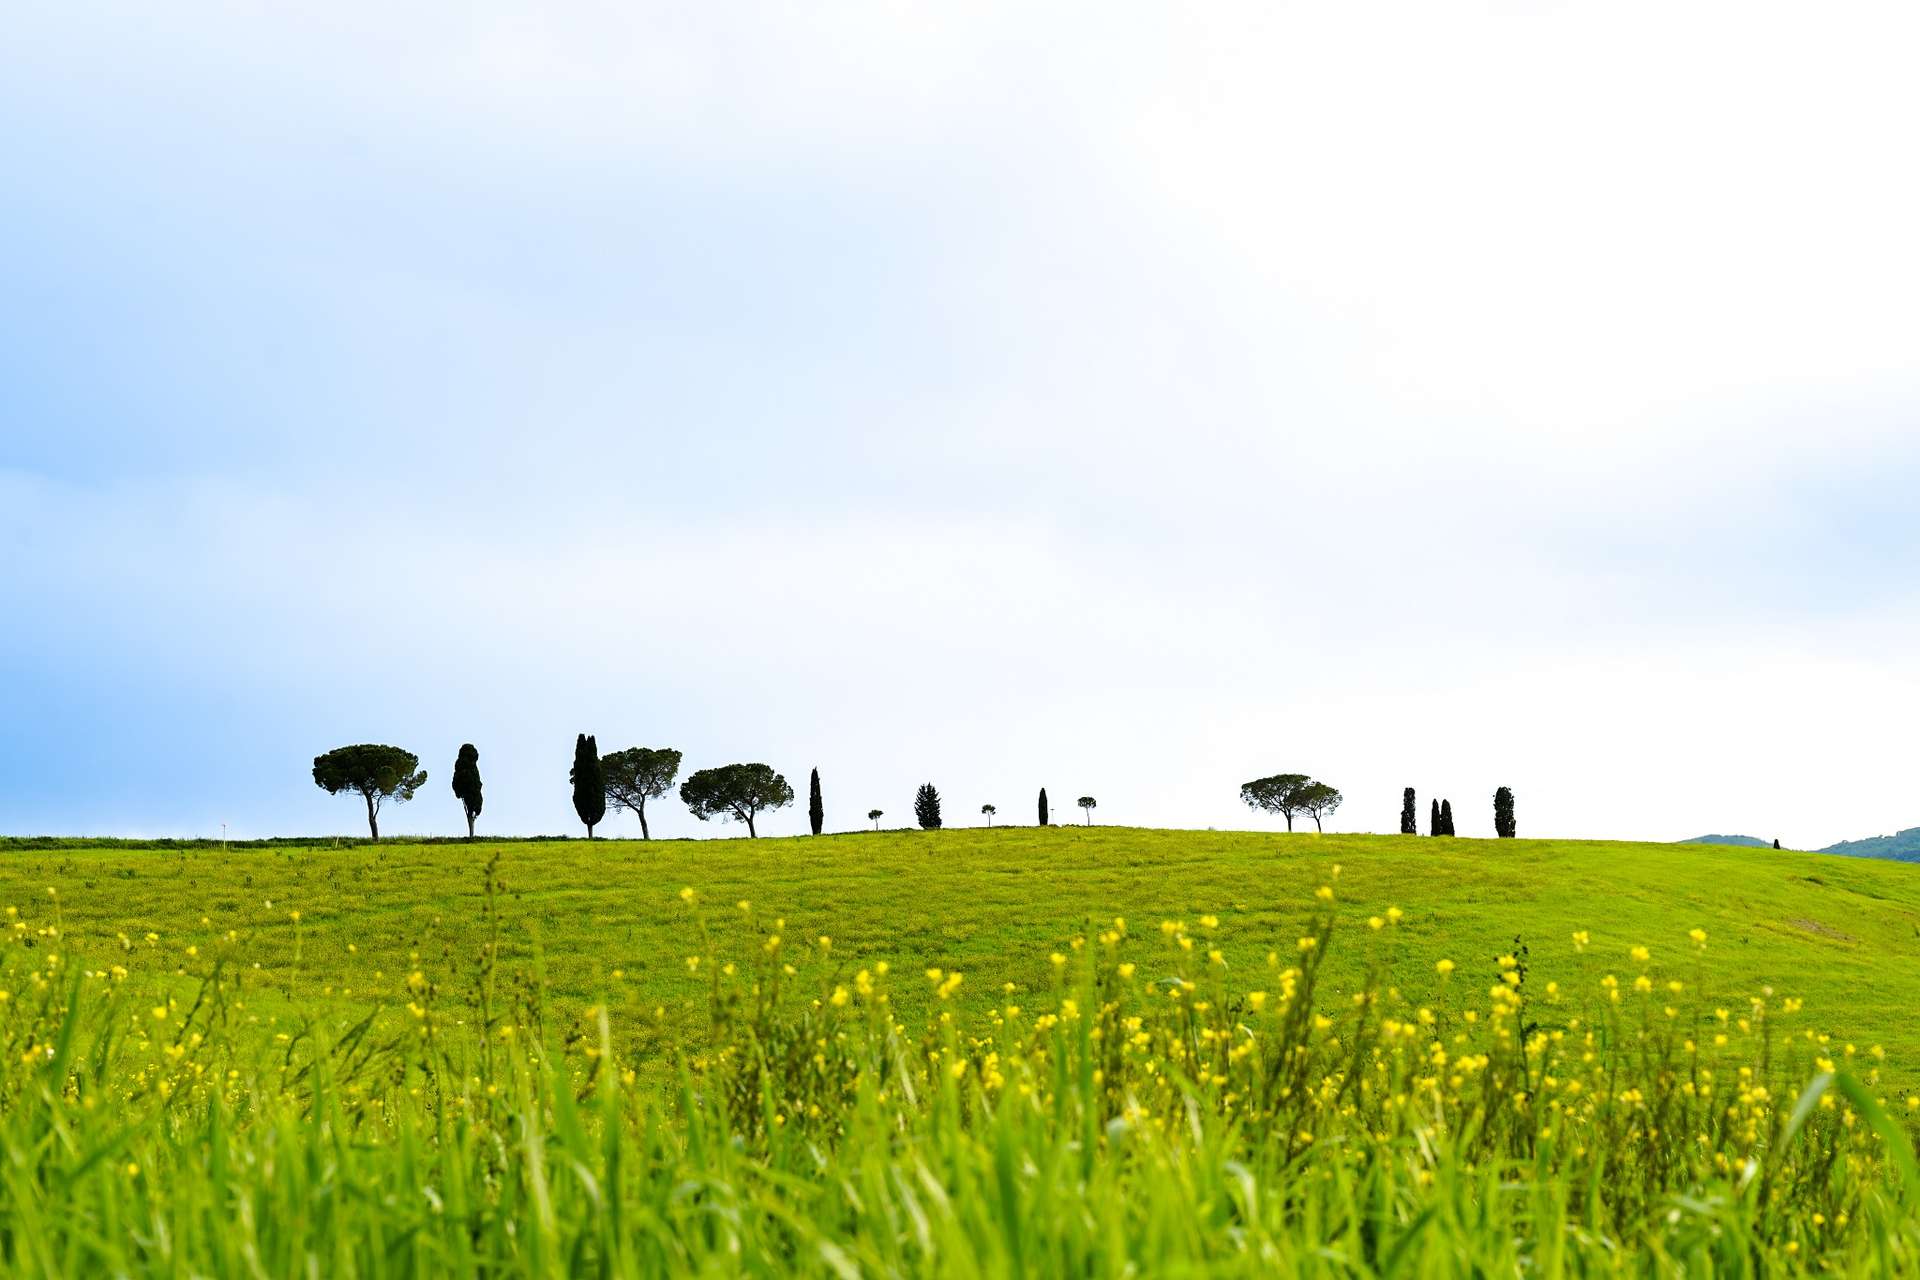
xmin=0 ymin=871 xmax=1913 ymax=1276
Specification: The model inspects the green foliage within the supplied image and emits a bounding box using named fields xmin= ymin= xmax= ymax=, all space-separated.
xmin=0 ymin=842 xmax=1915 ymax=1276
xmin=808 ymin=767 xmax=824 ymax=836
xmin=915 ymin=782 xmax=943 ymax=830
xmin=1495 ymin=785 xmax=1517 ymax=838
xmin=679 ymin=763 xmax=794 ymax=838
xmin=1298 ymin=781 xmax=1342 ymax=832
xmin=450 ymin=743 xmax=483 ymax=839
xmin=600 ymin=746 xmax=681 ymax=840
xmin=570 ymin=734 xmax=606 ymax=837
xmin=1038 ymin=788 xmax=1049 ymax=827
xmin=1239 ymin=773 xmax=1314 ymax=832
xmin=1401 ymin=786 xmax=1417 ymax=835
xmin=310 ymin=744 xmax=426 ymax=840
xmin=1431 ymin=798 xmax=1442 ymax=836
xmin=1440 ymin=798 xmax=1456 ymax=837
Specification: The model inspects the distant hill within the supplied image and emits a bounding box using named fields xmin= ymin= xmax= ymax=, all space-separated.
xmin=1820 ymin=827 xmax=1920 ymax=863
xmin=1680 ymin=834 xmax=1775 ymax=848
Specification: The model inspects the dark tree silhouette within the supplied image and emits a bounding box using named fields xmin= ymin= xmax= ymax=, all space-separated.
xmin=601 ymin=747 xmax=681 ymax=840
xmin=1400 ymin=787 xmax=1417 ymax=835
xmin=451 ymin=743 xmax=483 ymax=839
xmin=1773 ymin=838 xmax=1781 ymax=849
xmin=312 ymin=744 xmax=426 ymax=840
xmin=1038 ymin=788 xmax=1050 ymax=827
xmin=981 ymin=803 xmax=997 ymax=826
xmin=1430 ymin=798 xmax=1442 ymax=836
xmin=1077 ymin=795 xmax=1097 ymax=825
xmin=571 ymin=734 xmax=607 ymax=838
xmin=1299 ymin=782 xmax=1343 ymax=833
xmin=915 ymin=783 xmax=943 ymax=830
xmin=1440 ymin=798 xmax=1456 ymax=837
xmin=1494 ymin=786 xmax=1517 ymax=839
xmin=1240 ymin=773 xmax=1313 ymax=832
xmin=679 ymin=763 xmax=793 ymax=838
xmin=868 ymin=808 xmax=883 ymax=830
xmin=808 ymin=767 xmax=824 ymax=836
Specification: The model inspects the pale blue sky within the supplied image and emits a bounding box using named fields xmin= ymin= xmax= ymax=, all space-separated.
xmin=3 ymin=2 xmax=1917 ymax=845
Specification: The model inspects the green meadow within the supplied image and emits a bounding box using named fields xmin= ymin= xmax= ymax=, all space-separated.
xmin=2 ymin=827 xmax=1918 ymax=1275
xmin=8 ymin=827 xmax=1920 ymax=1076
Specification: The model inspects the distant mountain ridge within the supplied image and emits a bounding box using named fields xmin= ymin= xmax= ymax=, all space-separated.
xmin=1676 ymin=827 xmax=1920 ymax=863
xmin=1820 ymin=827 xmax=1920 ymax=863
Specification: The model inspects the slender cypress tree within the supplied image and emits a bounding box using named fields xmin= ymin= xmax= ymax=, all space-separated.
xmin=1440 ymin=799 xmax=1455 ymax=837
xmin=1430 ymin=798 xmax=1442 ymax=836
xmin=914 ymin=783 xmax=943 ymax=830
xmin=1493 ymin=786 xmax=1516 ymax=838
xmin=1038 ymin=788 xmax=1050 ymax=827
xmin=1400 ymin=787 xmax=1417 ymax=835
xmin=571 ymin=734 xmax=606 ymax=838
xmin=808 ymin=767 xmax=824 ymax=836
xmin=451 ymin=743 xmax=483 ymax=839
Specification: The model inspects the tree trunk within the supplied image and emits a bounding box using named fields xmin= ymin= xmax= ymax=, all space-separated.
xmin=1313 ymin=814 xmax=1322 ymax=833
xmin=364 ymin=791 xmax=379 ymax=841
xmin=466 ymin=812 xmax=475 ymax=840
xmin=1283 ymin=813 xmax=1293 ymax=832
xmin=638 ymin=798 xmax=650 ymax=841
xmin=587 ymin=821 xmax=596 ymax=839
xmin=746 ymin=813 xmax=757 ymax=838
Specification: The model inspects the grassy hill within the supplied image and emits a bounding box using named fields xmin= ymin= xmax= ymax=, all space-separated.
xmin=5 ymin=825 xmax=1920 ymax=1273
xmin=9 ymin=825 xmax=1920 ymax=1082
xmin=1679 ymin=833 xmax=1774 ymax=848
xmin=1824 ymin=826 xmax=1920 ymax=863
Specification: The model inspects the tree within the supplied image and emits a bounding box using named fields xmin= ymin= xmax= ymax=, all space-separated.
xmin=1773 ymin=838 xmax=1781 ymax=850
xmin=600 ymin=747 xmax=681 ymax=840
xmin=1494 ymin=786 xmax=1516 ymax=839
xmin=1430 ymin=798 xmax=1442 ymax=836
xmin=679 ymin=763 xmax=793 ymax=838
xmin=451 ymin=743 xmax=483 ymax=839
xmin=1440 ymin=799 xmax=1456 ymax=837
xmin=808 ymin=768 xmax=824 ymax=836
xmin=1400 ymin=787 xmax=1417 ymax=835
xmin=312 ymin=744 xmax=426 ymax=841
xmin=868 ymin=808 xmax=884 ymax=830
xmin=915 ymin=783 xmax=943 ymax=830
xmin=981 ymin=803 xmax=997 ymax=827
xmin=1077 ymin=795 xmax=1097 ymax=825
xmin=571 ymin=734 xmax=607 ymax=838
xmin=1299 ymin=782 xmax=1343 ymax=833
xmin=1038 ymin=788 xmax=1050 ymax=827
xmin=1239 ymin=773 xmax=1313 ymax=832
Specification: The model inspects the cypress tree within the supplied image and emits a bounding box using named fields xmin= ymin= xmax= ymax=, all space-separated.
xmin=1440 ymin=799 xmax=1455 ymax=837
xmin=451 ymin=743 xmax=483 ymax=839
xmin=914 ymin=782 xmax=943 ymax=830
xmin=1038 ymin=787 xmax=1050 ymax=827
xmin=571 ymin=734 xmax=606 ymax=838
xmin=808 ymin=767 xmax=824 ymax=836
xmin=1493 ymin=786 xmax=1516 ymax=838
xmin=1400 ymin=787 xmax=1417 ymax=835
xmin=1430 ymin=798 xmax=1441 ymax=836
xmin=1773 ymin=838 xmax=1781 ymax=849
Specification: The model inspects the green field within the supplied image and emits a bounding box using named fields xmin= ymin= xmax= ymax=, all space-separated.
xmin=2 ymin=827 xmax=1918 ymax=1275
xmin=10 ymin=827 xmax=1920 ymax=1077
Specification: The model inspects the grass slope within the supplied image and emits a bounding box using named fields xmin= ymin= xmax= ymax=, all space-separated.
xmin=9 ymin=826 xmax=1920 ymax=1081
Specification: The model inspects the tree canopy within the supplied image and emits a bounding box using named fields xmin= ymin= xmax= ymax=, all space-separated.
xmin=1077 ymin=795 xmax=1096 ymax=825
xmin=312 ymin=744 xmax=426 ymax=840
xmin=808 ymin=768 xmax=824 ymax=836
xmin=1038 ymin=788 xmax=1049 ymax=827
xmin=914 ymin=783 xmax=942 ymax=831
xmin=571 ymin=735 xmax=607 ymax=838
xmin=981 ymin=803 xmax=997 ymax=827
xmin=1239 ymin=773 xmax=1314 ymax=832
xmin=1494 ymin=786 xmax=1517 ymax=839
xmin=868 ymin=808 xmax=883 ymax=829
xmin=1298 ymin=781 xmax=1342 ymax=833
xmin=679 ymin=764 xmax=793 ymax=838
xmin=451 ymin=744 xmax=483 ymax=839
xmin=601 ymin=747 xmax=681 ymax=840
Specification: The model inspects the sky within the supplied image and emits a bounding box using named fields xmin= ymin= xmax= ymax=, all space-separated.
xmin=2 ymin=2 xmax=1917 ymax=846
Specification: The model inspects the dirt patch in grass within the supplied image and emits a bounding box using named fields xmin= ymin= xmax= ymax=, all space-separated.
xmin=1784 ymin=917 xmax=1855 ymax=942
